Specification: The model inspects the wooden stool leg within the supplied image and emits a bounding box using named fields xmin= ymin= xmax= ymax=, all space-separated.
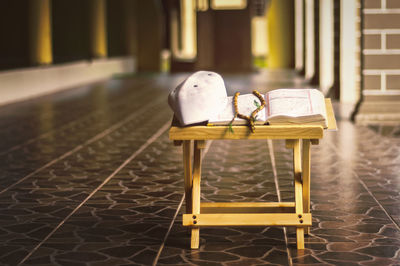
xmin=183 ymin=140 xmax=193 ymax=214
xmin=293 ymin=140 xmax=304 ymax=249
xmin=302 ymin=139 xmax=311 ymax=235
xmin=191 ymin=140 xmax=202 ymax=249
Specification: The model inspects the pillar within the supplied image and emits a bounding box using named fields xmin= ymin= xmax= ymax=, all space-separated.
xmin=295 ymin=0 xmax=304 ymax=71
xmin=319 ymin=0 xmax=334 ymax=94
xmin=107 ymin=0 xmax=137 ymax=57
xmin=123 ymin=0 xmax=137 ymax=57
xmin=89 ymin=0 xmax=107 ymax=58
xmin=52 ymin=0 xmax=91 ymax=63
xmin=213 ymin=6 xmax=253 ymax=71
xmin=340 ymin=0 xmax=357 ymax=103
xmin=310 ymin=0 xmax=320 ymax=84
xmin=267 ymin=0 xmax=295 ymax=68
xmin=331 ymin=0 xmax=341 ymax=99
xmin=305 ymin=0 xmax=315 ymax=79
xmin=29 ymin=0 xmax=53 ymax=65
xmin=137 ymin=0 xmax=163 ymax=71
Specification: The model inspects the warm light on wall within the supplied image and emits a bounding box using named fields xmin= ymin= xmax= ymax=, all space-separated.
xmin=170 ymin=9 xmax=180 ymax=57
xmin=295 ymin=0 xmax=304 ymax=71
xmin=267 ymin=0 xmax=294 ymax=69
xmin=319 ymin=0 xmax=334 ymax=93
xmin=340 ymin=0 xmax=358 ymax=103
xmin=196 ymin=0 xmax=208 ymax=11
xmin=171 ymin=0 xmax=197 ymax=60
xmin=305 ymin=0 xmax=315 ymax=79
xmin=90 ymin=0 xmax=107 ymax=58
xmin=182 ymin=0 xmax=197 ymax=58
xmin=211 ymin=0 xmax=247 ymax=10
xmin=29 ymin=0 xmax=53 ymax=65
xmin=251 ymin=16 xmax=268 ymax=57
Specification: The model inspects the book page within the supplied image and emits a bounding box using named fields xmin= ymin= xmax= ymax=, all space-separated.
xmin=309 ymin=89 xmax=327 ymax=120
xmin=266 ymin=89 xmax=310 ymax=117
xmin=266 ymin=89 xmax=327 ymax=124
xmin=266 ymin=89 xmax=327 ymax=127
xmin=209 ymin=94 xmax=266 ymax=124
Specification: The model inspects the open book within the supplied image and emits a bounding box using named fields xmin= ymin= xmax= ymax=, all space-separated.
xmin=208 ymin=89 xmax=328 ymax=128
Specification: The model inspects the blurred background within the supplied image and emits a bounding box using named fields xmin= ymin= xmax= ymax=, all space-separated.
xmin=0 ymin=0 xmax=399 ymax=125
xmin=1 ymin=1 xmax=400 ymax=265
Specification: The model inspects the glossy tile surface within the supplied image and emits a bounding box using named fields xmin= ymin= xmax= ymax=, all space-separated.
xmin=0 ymin=70 xmax=399 ymax=265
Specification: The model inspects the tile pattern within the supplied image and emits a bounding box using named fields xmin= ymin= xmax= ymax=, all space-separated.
xmin=0 ymin=71 xmax=399 ymax=265
xmin=19 ymin=133 xmax=184 ymax=266
xmin=159 ymin=139 xmax=291 ymax=266
xmin=278 ymin=133 xmax=400 ymax=265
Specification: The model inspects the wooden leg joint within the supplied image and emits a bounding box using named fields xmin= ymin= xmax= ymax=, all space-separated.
xmin=285 ymin=139 xmax=295 ymax=149
xmin=192 ymin=215 xmax=198 ymax=225
xmin=195 ymin=140 xmax=206 ymax=149
xmin=173 ymin=140 xmax=183 ymax=146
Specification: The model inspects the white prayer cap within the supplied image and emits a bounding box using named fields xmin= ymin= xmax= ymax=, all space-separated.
xmin=168 ymin=71 xmax=228 ymax=125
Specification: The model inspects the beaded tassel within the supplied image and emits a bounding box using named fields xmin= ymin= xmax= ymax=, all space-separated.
xmin=232 ymin=90 xmax=266 ymax=133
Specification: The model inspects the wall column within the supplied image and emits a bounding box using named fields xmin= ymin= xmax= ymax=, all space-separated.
xmin=319 ymin=0 xmax=334 ymax=94
xmin=310 ymin=0 xmax=320 ymax=84
xmin=137 ymin=0 xmax=163 ymax=71
xmin=89 ymin=0 xmax=107 ymax=58
xmin=295 ymin=0 xmax=304 ymax=71
xmin=29 ymin=0 xmax=53 ymax=65
xmin=329 ymin=0 xmax=341 ymax=99
xmin=355 ymin=0 xmax=400 ymax=124
xmin=267 ymin=0 xmax=295 ymax=69
xmin=340 ymin=0 xmax=357 ymax=103
xmin=123 ymin=0 xmax=137 ymax=57
xmin=305 ymin=0 xmax=314 ymax=79
xmin=106 ymin=0 xmax=137 ymax=57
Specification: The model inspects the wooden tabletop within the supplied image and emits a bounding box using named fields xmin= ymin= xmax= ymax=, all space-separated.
xmin=325 ymin=99 xmax=337 ymax=131
xmin=169 ymin=98 xmax=337 ymax=140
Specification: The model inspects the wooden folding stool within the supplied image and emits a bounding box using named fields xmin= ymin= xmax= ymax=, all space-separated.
xmin=170 ymin=99 xmax=337 ymax=249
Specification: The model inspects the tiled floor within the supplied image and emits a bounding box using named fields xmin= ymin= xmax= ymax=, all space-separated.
xmin=0 ymin=70 xmax=399 ymax=266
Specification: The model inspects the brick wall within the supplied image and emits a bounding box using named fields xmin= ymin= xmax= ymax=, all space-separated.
xmin=356 ymin=0 xmax=361 ymax=97
xmin=363 ymin=0 xmax=400 ymax=94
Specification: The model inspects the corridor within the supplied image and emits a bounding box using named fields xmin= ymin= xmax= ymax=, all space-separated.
xmin=0 ymin=71 xmax=399 ymax=265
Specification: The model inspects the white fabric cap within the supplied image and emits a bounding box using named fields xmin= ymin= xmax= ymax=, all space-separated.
xmin=168 ymin=71 xmax=228 ymax=125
